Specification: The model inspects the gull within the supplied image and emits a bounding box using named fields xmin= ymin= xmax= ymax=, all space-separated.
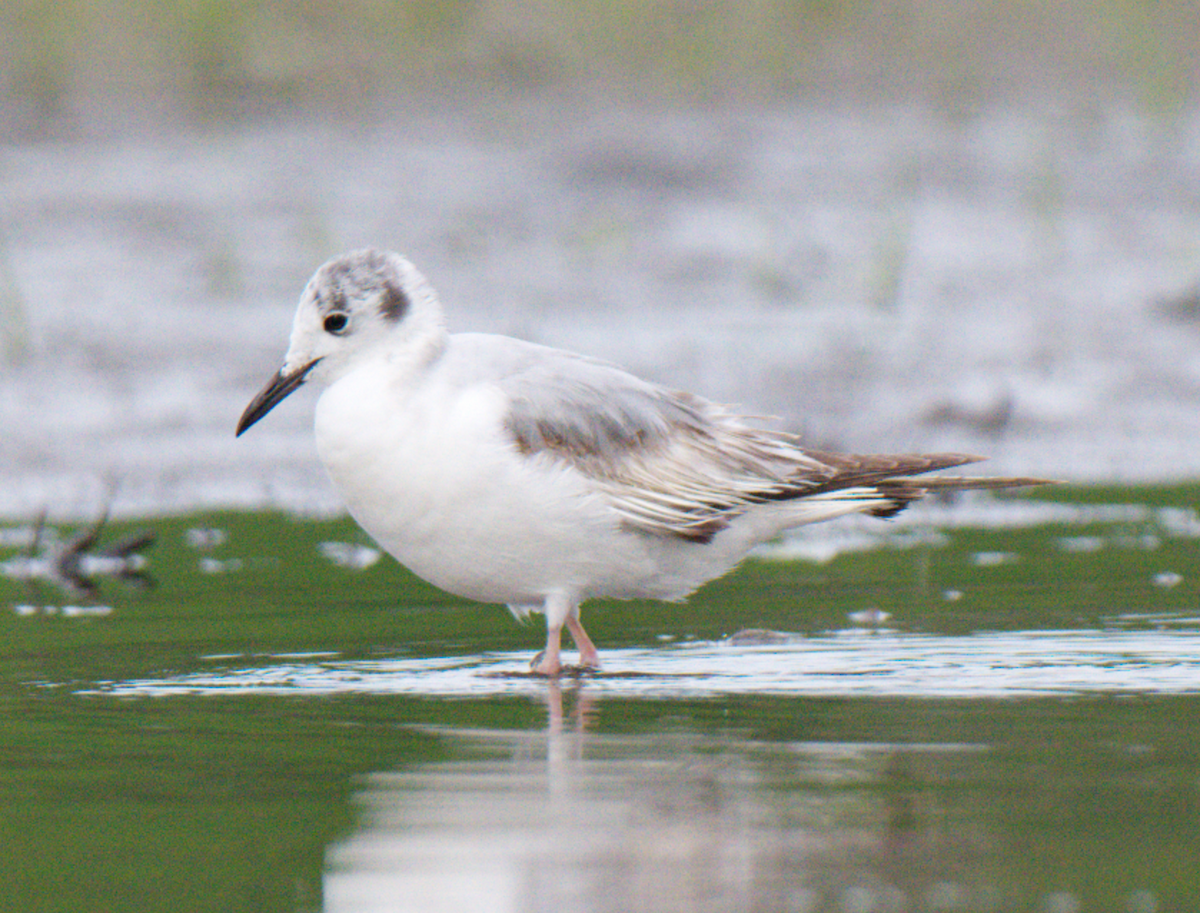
xmin=237 ymin=249 xmax=1050 ymax=675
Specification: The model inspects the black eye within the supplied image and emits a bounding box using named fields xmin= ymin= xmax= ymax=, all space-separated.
xmin=323 ymin=313 xmax=349 ymax=335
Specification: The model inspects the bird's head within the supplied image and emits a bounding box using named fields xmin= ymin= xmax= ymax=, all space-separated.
xmin=236 ymin=248 xmax=445 ymax=436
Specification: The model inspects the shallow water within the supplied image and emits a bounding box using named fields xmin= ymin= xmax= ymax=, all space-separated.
xmin=98 ymin=629 xmax=1200 ymax=700
xmin=3 ymin=489 xmax=1200 ymax=911
xmin=320 ymin=710 xmax=1191 ymax=913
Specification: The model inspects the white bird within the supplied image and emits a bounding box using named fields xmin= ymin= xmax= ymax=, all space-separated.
xmin=237 ymin=249 xmax=1050 ymax=675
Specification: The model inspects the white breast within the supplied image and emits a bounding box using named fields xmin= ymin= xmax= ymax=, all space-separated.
xmin=312 ymin=352 xmax=668 ymax=605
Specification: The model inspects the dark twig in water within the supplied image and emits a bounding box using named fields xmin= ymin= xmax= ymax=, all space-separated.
xmin=1 ymin=508 xmax=156 ymax=599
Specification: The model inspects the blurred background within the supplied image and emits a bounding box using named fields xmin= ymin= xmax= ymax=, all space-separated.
xmin=5 ymin=10 xmax=1200 ymax=913
xmin=2 ymin=0 xmax=1200 ymax=519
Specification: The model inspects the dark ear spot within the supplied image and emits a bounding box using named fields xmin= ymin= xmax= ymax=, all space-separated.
xmin=379 ymin=281 xmax=410 ymax=322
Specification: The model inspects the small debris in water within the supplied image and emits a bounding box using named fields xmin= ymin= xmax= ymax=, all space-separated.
xmin=184 ymin=526 xmax=228 ymax=549
xmin=971 ymin=551 xmax=1017 ymax=567
xmin=1056 ymin=536 xmax=1104 ymax=553
xmin=13 ymin=603 xmax=113 ymax=618
xmin=847 ymin=607 xmax=891 ymax=626
xmin=0 ymin=511 xmax=154 ymax=597
xmin=724 ymin=628 xmax=799 ymax=646
xmin=1151 ymin=571 xmax=1183 ymax=588
xmin=318 ymin=541 xmax=383 ymax=570
xmin=199 ymin=557 xmax=243 ymax=574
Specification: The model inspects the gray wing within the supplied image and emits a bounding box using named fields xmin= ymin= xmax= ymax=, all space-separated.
xmin=493 ymin=342 xmax=837 ymax=542
xmin=473 ymin=337 xmax=1044 ymax=542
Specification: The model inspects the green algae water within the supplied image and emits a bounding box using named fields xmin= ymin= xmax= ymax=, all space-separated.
xmin=3 ymin=485 xmax=1200 ymax=912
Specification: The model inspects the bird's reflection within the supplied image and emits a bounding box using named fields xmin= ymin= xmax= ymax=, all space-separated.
xmin=542 ymin=677 xmax=597 ymax=737
xmin=322 ymin=678 xmax=999 ymax=913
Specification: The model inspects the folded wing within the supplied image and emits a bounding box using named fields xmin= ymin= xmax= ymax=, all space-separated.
xmin=496 ymin=347 xmax=1048 ymax=543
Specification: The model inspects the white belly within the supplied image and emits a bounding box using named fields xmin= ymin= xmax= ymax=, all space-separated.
xmin=313 ymin=362 xmax=672 ymax=605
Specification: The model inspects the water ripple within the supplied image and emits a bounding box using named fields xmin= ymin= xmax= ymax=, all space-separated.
xmin=89 ymin=629 xmax=1200 ymax=699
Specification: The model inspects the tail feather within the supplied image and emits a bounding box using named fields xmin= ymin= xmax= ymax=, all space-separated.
xmin=790 ymin=450 xmax=1059 ymax=522
xmin=869 ymin=471 xmax=1058 ymax=520
xmin=879 ymin=474 xmax=1060 ymax=492
xmin=794 ymin=450 xmax=986 ymax=498
xmin=803 ymin=449 xmax=985 ymax=481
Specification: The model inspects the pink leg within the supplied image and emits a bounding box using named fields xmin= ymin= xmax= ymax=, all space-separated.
xmin=530 ymin=622 xmax=564 ymax=676
xmin=566 ymin=611 xmax=600 ymax=669
xmin=530 ymin=593 xmax=596 ymax=676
